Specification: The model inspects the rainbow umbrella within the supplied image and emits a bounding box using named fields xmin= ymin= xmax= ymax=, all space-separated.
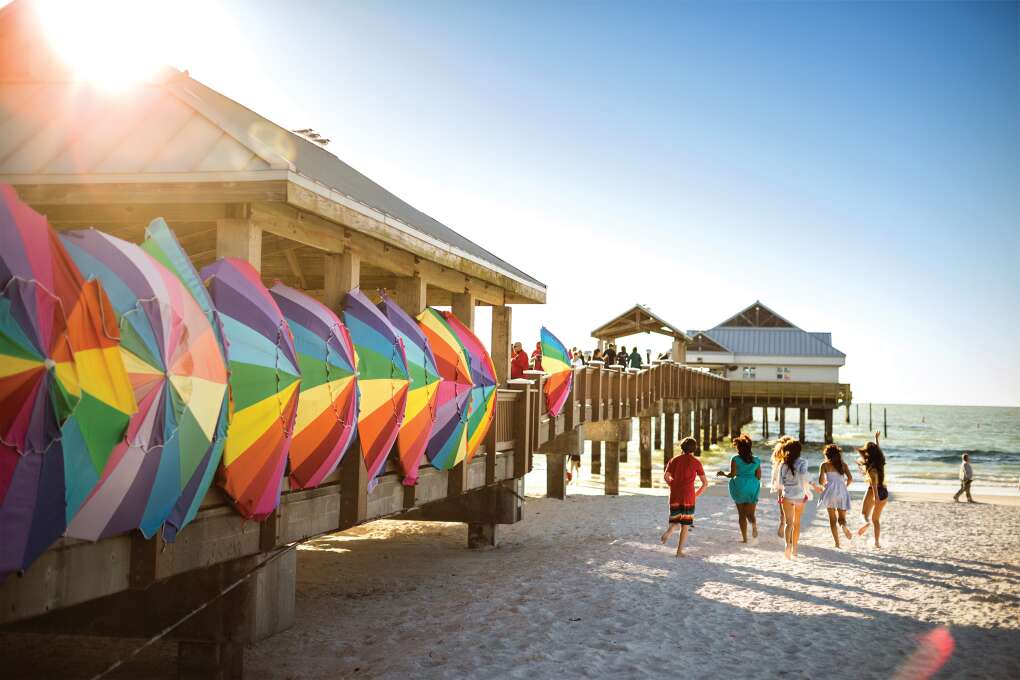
xmin=270 ymin=283 xmax=358 ymax=490
xmin=0 ymin=186 xmax=135 ymax=575
xmin=416 ymin=308 xmax=472 ymax=470
xmin=140 ymin=218 xmax=230 ymax=540
xmin=342 ymin=289 xmax=408 ymax=487
xmin=201 ymin=258 xmax=300 ymax=521
xmin=378 ymin=294 xmax=439 ymax=485
xmin=60 ymin=229 xmax=228 ymax=541
xmin=540 ymin=326 xmax=573 ymax=417
xmin=443 ymin=313 xmax=497 ymax=461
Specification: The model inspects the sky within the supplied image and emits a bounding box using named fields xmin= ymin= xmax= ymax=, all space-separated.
xmin=24 ymin=0 xmax=1020 ymax=406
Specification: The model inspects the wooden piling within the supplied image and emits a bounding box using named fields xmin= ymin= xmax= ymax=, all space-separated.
xmin=639 ymin=417 xmax=652 ymax=488
xmin=824 ymin=410 xmax=833 ymax=444
xmin=869 ymin=403 xmax=873 ymax=430
xmin=799 ymin=408 xmax=806 ymax=443
xmin=605 ymin=442 xmax=621 ymax=496
xmin=591 ymin=441 xmax=602 ymax=475
xmin=664 ymin=412 xmax=675 ymax=465
xmin=779 ymin=407 xmax=786 ymax=436
xmin=884 ymin=407 xmax=888 ymax=439
xmin=619 ymin=420 xmax=629 ymax=463
xmin=546 ymin=454 xmax=566 ymax=500
xmin=653 ymin=416 xmax=662 ymax=450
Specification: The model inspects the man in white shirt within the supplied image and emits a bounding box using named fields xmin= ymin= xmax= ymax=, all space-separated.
xmin=953 ymin=453 xmax=974 ymax=503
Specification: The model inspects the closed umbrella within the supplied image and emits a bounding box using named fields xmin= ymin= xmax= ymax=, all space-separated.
xmin=541 ymin=326 xmax=573 ymax=417
xmin=443 ymin=313 xmax=497 ymax=462
xmin=416 ymin=308 xmax=472 ymax=470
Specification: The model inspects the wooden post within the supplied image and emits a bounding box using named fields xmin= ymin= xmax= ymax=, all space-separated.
xmin=654 ymin=416 xmax=662 ymax=450
xmin=393 ymin=276 xmax=428 ymax=508
xmin=328 ymin=251 xmax=366 ymax=530
xmin=449 ymin=292 xmax=476 ymax=499
xmin=663 ymin=412 xmax=674 ymax=465
xmin=710 ymin=403 xmax=718 ymax=444
xmin=856 ymin=403 xmax=860 ymax=426
xmin=702 ymin=406 xmax=711 ymax=451
xmin=799 ymin=407 xmax=806 ymax=443
xmin=216 ymin=212 xmax=261 ymax=270
xmin=779 ymin=407 xmax=786 ymax=436
xmin=591 ymin=441 xmax=602 ymax=475
xmin=762 ymin=407 xmax=768 ymax=439
xmin=546 ymin=454 xmax=566 ymax=500
xmin=604 ymin=441 xmax=621 ymax=495
xmin=619 ymin=418 xmax=629 ymax=463
xmin=639 ymin=417 xmax=652 ymax=488
xmin=727 ymin=405 xmax=736 ymax=439
xmin=869 ymin=403 xmax=873 ymax=430
xmin=884 ymin=407 xmax=888 ymax=439
xmin=845 ymin=403 xmax=850 ymax=424
xmin=693 ymin=402 xmax=702 ymax=447
xmin=491 ymin=305 xmax=512 ymax=386
xmin=824 ymin=410 xmax=834 ymax=444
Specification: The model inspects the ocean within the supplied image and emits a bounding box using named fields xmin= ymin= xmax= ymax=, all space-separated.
xmin=699 ymin=404 xmax=1020 ymax=494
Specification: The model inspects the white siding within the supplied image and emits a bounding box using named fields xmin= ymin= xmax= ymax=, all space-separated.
xmin=723 ymin=364 xmax=840 ymax=383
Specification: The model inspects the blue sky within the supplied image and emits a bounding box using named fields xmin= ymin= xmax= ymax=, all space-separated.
xmin=35 ymin=0 xmax=1020 ymax=405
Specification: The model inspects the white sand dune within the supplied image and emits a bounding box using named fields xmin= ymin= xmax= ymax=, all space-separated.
xmin=247 ymin=466 xmax=1020 ymax=680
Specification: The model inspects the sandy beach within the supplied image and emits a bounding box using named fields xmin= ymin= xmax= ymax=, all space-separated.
xmin=241 ymin=463 xmax=1020 ymax=680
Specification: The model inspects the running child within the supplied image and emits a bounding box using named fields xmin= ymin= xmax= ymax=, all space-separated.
xmin=660 ymin=437 xmax=709 ymax=557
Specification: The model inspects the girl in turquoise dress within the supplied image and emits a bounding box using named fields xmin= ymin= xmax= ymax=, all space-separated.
xmin=717 ymin=434 xmax=762 ymax=542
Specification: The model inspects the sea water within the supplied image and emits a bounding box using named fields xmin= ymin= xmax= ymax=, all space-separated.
xmin=711 ymin=404 xmax=1020 ymax=494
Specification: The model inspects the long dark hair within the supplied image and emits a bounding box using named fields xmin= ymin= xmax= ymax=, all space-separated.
xmin=733 ymin=435 xmax=754 ymax=464
xmin=782 ymin=440 xmax=802 ymax=476
xmin=857 ymin=442 xmax=886 ymax=486
xmin=823 ymin=444 xmax=844 ymax=474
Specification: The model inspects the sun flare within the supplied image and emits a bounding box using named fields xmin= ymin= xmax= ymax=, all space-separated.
xmin=34 ymin=0 xmax=172 ymax=89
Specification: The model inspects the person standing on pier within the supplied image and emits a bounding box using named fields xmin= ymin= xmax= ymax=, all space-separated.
xmin=510 ymin=341 xmax=529 ymax=380
xmin=661 ymin=437 xmax=708 ymax=557
xmin=616 ymin=345 xmax=628 ymax=368
xmin=603 ymin=343 xmax=617 ymax=366
xmin=531 ymin=341 xmax=544 ymax=371
xmin=954 ymin=453 xmax=975 ymax=503
xmin=629 ymin=346 xmax=642 ymax=369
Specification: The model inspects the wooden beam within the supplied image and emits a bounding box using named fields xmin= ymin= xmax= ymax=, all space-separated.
xmin=284 ymin=250 xmax=307 ymax=289
xmin=491 ymin=306 xmax=512 ymax=385
xmin=451 ymin=292 xmax=476 ymax=331
xmin=394 ymin=275 xmax=427 ymax=315
xmin=323 ymin=251 xmax=360 ymax=311
xmin=10 ymin=181 xmax=288 ymax=206
xmin=215 ymin=214 xmax=261 ymax=271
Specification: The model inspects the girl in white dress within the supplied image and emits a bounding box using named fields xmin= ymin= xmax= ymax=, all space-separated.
xmin=818 ymin=444 xmax=854 ymax=548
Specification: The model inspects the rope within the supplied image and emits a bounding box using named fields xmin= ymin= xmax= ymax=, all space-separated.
xmin=87 ymin=543 xmax=298 ymax=680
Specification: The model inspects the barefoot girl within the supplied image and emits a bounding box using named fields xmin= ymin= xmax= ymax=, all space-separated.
xmin=770 ymin=436 xmax=794 ymax=537
xmin=717 ymin=434 xmax=761 ymax=542
xmin=818 ymin=444 xmax=853 ymax=547
xmin=660 ymin=437 xmax=708 ymax=557
xmin=857 ymin=432 xmax=889 ymax=548
xmin=778 ymin=440 xmax=823 ymax=559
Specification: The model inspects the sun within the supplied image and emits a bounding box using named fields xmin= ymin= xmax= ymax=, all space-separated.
xmin=34 ymin=0 xmax=170 ymax=89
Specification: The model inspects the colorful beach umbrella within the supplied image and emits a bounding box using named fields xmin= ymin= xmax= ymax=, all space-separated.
xmin=140 ymin=218 xmax=230 ymax=540
xmin=378 ymin=294 xmax=439 ymax=485
xmin=443 ymin=313 xmax=497 ymax=462
xmin=60 ymin=229 xmax=228 ymax=541
xmin=540 ymin=326 xmax=574 ymax=417
xmin=201 ymin=258 xmax=300 ymax=521
xmin=270 ymin=283 xmax=358 ymax=490
xmin=0 ymin=186 xmax=135 ymax=575
xmin=342 ymin=289 xmax=408 ymax=487
xmin=416 ymin=308 xmax=472 ymax=470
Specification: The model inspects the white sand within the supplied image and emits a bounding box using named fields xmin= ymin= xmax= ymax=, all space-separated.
xmin=246 ymin=460 xmax=1020 ymax=680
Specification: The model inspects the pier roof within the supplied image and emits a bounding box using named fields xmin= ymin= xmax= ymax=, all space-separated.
xmin=591 ymin=304 xmax=690 ymax=342
xmin=688 ymin=301 xmax=845 ymax=358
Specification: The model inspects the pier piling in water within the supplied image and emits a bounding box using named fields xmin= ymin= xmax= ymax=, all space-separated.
xmin=884 ymin=407 xmax=888 ymax=439
xmin=798 ymin=408 xmax=806 ymax=443
xmin=779 ymin=407 xmax=786 ymax=436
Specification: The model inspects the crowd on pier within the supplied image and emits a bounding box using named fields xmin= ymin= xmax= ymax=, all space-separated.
xmin=509 ymin=341 xmax=669 ymax=380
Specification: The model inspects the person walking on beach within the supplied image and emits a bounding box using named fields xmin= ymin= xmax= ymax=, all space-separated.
xmin=953 ymin=453 xmax=975 ymax=503
xmin=778 ymin=439 xmax=823 ymax=559
xmin=770 ymin=436 xmax=794 ymax=538
xmin=857 ymin=432 xmax=889 ymax=548
xmin=716 ymin=434 xmax=761 ymax=542
xmin=818 ymin=444 xmax=854 ymax=548
xmin=660 ymin=437 xmax=708 ymax=557
xmin=628 ymin=346 xmax=642 ymax=369
xmin=510 ymin=342 xmax=529 ymax=380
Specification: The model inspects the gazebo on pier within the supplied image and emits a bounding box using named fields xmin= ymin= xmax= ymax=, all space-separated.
xmin=591 ymin=304 xmax=690 ymax=362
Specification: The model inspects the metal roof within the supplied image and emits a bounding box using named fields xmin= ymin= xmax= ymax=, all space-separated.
xmin=688 ymin=327 xmax=845 ymax=358
xmin=0 ymin=12 xmax=545 ymax=291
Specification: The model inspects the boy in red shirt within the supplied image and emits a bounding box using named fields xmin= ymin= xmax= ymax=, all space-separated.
xmin=660 ymin=437 xmax=708 ymax=557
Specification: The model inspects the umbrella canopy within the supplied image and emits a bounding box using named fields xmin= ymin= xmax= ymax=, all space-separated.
xmin=140 ymin=219 xmax=230 ymax=540
xmin=0 ymin=186 xmax=135 ymax=575
xmin=342 ymin=289 xmax=408 ymax=487
xmin=201 ymin=258 xmax=300 ymax=521
xmin=540 ymin=326 xmax=574 ymax=417
xmin=416 ymin=308 xmax=472 ymax=470
xmin=60 ymin=229 xmax=228 ymax=541
xmin=270 ymin=283 xmax=358 ymax=490
xmin=378 ymin=294 xmax=439 ymax=486
xmin=443 ymin=313 xmax=497 ymax=462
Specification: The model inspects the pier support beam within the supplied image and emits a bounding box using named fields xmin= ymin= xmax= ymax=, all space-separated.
xmin=619 ymin=419 xmax=629 ymax=463
xmin=679 ymin=402 xmax=688 ymax=439
xmin=701 ymin=406 xmax=711 ymax=452
xmin=779 ymin=407 xmax=786 ymax=436
xmin=693 ymin=403 xmax=702 ymax=449
xmin=824 ymin=410 xmax=834 ymax=444
xmin=654 ymin=416 xmax=663 ymax=450
xmin=605 ymin=442 xmax=622 ymax=496
xmin=491 ymin=305 xmax=512 ymax=386
xmin=538 ymin=429 xmax=583 ymax=500
xmin=710 ymin=402 xmax=719 ymax=444
xmin=591 ymin=441 xmax=602 ymax=475
xmin=639 ymin=417 xmax=652 ymax=488
xmin=762 ymin=407 xmax=769 ymax=439
xmin=663 ymin=412 xmax=675 ymax=465
xmin=583 ymin=419 xmax=630 ymax=495
xmin=799 ymin=408 xmax=806 ymax=443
